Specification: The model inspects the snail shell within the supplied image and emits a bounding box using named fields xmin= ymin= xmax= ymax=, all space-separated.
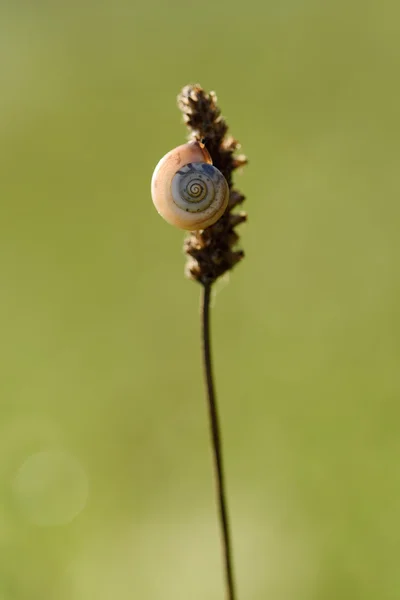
xmin=151 ymin=141 xmax=229 ymax=230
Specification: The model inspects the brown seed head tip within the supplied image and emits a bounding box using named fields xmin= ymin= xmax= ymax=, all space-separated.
xmin=229 ymin=190 xmax=246 ymax=209
xmin=229 ymin=212 xmax=247 ymax=228
xmin=178 ymin=84 xmax=248 ymax=284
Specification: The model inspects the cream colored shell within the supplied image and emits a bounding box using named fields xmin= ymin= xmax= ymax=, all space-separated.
xmin=151 ymin=141 xmax=229 ymax=230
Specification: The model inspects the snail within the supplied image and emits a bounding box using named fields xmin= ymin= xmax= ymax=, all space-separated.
xmin=151 ymin=141 xmax=229 ymax=230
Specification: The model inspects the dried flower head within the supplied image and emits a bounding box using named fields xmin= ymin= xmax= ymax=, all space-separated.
xmin=178 ymin=84 xmax=248 ymax=285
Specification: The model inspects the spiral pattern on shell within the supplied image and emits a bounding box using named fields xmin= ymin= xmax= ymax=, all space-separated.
xmin=151 ymin=141 xmax=229 ymax=230
xmin=172 ymin=162 xmax=224 ymax=213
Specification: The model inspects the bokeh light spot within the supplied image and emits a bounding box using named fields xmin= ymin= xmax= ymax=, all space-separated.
xmin=12 ymin=451 xmax=89 ymax=526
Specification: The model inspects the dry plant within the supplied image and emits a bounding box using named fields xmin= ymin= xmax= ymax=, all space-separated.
xmin=151 ymin=84 xmax=247 ymax=600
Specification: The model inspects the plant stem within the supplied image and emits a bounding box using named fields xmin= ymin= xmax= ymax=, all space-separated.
xmin=201 ymin=282 xmax=237 ymax=600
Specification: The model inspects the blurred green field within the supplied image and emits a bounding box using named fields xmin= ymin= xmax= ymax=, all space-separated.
xmin=1 ymin=1 xmax=400 ymax=598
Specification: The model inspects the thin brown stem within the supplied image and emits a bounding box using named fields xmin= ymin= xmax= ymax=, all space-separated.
xmin=201 ymin=282 xmax=237 ymax=600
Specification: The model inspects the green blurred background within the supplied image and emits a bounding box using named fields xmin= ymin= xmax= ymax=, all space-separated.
xmin=1 ymin=0 xmax=400 ymax=598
